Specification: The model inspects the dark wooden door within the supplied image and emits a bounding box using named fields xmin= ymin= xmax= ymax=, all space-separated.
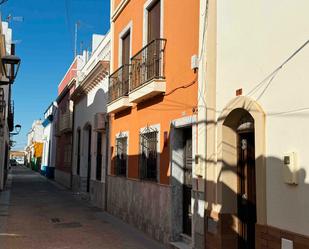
xmin=237 ymin=132 xmax=256 ymax=249
xmin=96 ymin=132 xmax=102 ymax=181
xmin=148 ymin=0 xmax=160 ymax=42
xmin=87 ymin=127 xmax=92 ymax=192
xmin=147 ymin=0 xmax=161 ymax=79
xmin=122 ymin=32 xmax=130 ymax=65
xmin=183 ymin=128 xmax=192 ymax=236
xmin=122 ymin=31 xmax=130 ymax=93
xmin=77 ymin=130 xmax=81 ymax=175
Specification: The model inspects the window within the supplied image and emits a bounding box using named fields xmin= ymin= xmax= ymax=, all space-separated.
xmin=122 ymin=31 xmax=131 ymax=65
xmin=139 ymin=127 xmax=158 ymax=181
xmin=147 ymin=0 xmax=161 ymax=42
xmin=64 ymin=143 xmax=72 ymax=165
xmin=115 ymin=136 xmax=127 ymax=176
xmin=96 ymin=132 xmax=103 ymax=181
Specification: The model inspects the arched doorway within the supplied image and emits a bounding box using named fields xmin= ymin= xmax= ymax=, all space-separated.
xmin=216 ymin=96 xmax=266 ymax=249
xmin=83 ymin=124 xmax=92 ymax=193
xmin=221 ymin=109 xmax=256 ymax=248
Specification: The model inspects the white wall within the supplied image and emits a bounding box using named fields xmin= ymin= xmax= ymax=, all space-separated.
xmin=42 ymin=124 xmax=51 ymax=167
xmin=73 ymin=77 xmax=109 ymax=181
xmin=216 ymin=0 xmax=309 ymax=236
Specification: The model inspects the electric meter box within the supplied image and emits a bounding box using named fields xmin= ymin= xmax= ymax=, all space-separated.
xmin=283 ymin=152 xmax=299 ymax=185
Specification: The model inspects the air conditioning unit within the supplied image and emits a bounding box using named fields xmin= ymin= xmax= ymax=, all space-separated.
xmin=94 ymin=113 xmax=107 ymax=131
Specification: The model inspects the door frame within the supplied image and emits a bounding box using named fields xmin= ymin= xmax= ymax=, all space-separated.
xmin=170 ymin=115 xmax=197 ymax=241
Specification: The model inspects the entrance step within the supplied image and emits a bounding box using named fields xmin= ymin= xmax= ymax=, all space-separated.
xmin=180 ymin=233 xmax=192 ymax=245
xmin=170 ymin=241 xmax=192 ymax=249
xmin=170 ymin=233 xmax=192 ymax=249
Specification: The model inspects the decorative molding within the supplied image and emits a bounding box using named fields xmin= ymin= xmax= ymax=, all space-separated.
xmin=111 ymin=0 xmax=130 ymax=22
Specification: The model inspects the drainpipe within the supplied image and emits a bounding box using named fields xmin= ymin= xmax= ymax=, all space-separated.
xmin=104 ymin=114 xmax=109 ymax=211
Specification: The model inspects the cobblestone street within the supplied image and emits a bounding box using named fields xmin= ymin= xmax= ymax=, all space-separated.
xmin=0 ymin=166 xmax=166 ymax=249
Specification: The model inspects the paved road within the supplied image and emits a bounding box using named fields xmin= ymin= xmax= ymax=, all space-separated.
xmin=0 ymin=166 xmax=166 ymax=249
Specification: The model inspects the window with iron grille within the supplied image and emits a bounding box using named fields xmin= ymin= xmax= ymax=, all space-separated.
xmin=139 ymin=128 xmax=158 ymax=181
xmin=115 ymin=136 xmax=127 ymax=176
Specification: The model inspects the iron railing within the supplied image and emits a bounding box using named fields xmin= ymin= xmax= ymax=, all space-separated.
xmin=139 ymin=128 xmax=158 ymax=181
xmin=58 ymin=110 xmax=73 ymax=133
xmin=108 ymin=64 xmax=130 ymax=103
xmin=115 ymin=136 xmax=127 ymax=176
xmin=130 ymin=39 xmax=166 ymax=91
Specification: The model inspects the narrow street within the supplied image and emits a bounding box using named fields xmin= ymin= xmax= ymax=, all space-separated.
xmin=0 ymin=166 xmax=166 ymax=249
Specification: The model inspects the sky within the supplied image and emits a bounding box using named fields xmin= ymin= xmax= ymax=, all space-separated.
xmin=0 ymin=0 xmax=110 ymax=150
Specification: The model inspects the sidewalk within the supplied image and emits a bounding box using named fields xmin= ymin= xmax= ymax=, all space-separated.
xmin=0 ymin=166 xmax=167 ymax=249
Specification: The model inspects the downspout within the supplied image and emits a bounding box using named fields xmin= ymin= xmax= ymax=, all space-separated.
xmin=104 ymin=114 xmax=109 ymax=211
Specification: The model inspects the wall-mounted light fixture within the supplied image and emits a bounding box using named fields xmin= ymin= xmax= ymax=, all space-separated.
xmin=10 ymin=124 xmax=21 ymax=136
xmin=0 ymin=55 xmax=21 ymax=85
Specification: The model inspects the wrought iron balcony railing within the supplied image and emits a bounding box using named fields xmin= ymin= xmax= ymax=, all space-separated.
xmin=130 ymin=39 xmax=167 ymax=92
xmin=108 ymin=64 xmax=130 ymax=103
xmin=58 ymin=110 xmax=73 ymax=133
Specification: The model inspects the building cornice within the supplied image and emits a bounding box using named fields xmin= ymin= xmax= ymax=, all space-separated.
xmin=111 ymin=0 xmax=130 ymax=22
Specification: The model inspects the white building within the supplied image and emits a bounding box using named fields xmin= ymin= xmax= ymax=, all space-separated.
xmin=71 ymin=32 xmax=110 ymax=208
xmin=198 ymin=0 xmax=309 ymax=248
xmin=41 ymin=102 xmax=57 ymax=172
xmin=0 ymin=20 xmax=15 ymax=190
xmin=25 ymin=120 xmax=44 ymax=168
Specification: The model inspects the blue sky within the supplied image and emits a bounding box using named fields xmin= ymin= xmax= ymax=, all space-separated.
xmin=0 ymin=0 xmax=110 ymax=149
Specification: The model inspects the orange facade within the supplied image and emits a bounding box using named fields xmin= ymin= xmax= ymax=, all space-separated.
xmin=110 ymin=0 xmax=199 ymax=185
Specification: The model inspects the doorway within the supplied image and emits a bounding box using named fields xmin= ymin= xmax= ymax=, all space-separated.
xmin=86 ymin=125 xmax=92 ymax=193
xmin=237 ymin=129 xmax=256 ymax=249
xmin=183 ymin=127 xmax=192 ymax=236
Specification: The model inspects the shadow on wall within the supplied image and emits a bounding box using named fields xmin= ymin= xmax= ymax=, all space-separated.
xmin=201 ymin=154 xmax=308 ymax=249
xmin=73 ymin=87 xmax=107 ymax=168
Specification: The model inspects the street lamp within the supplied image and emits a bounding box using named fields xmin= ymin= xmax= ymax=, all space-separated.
xmin=10 ymin=124 xmax=21 ymax=136
xmin=0 ymin=55 xmax=21 ymax=85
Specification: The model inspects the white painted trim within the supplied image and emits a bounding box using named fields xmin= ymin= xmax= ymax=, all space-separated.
xmin=171 ymin=115 xmax=197 ymax=128
xmin=116 ymin=130 xmax=129 ymax=177
xmin=118 ymin=21 xmax=133 ymax=68
xmin=171 ymin=116 xmax=197 ymax=174
xmin=143 ymin=0 xmax=164 ymax=46
xmin=139 ymin=123 xmax=161 ymax=182
xmin=111 ymin=0 xmax=130 ymax=22
xmin=110 ymin=22 xmax=115 ymax=73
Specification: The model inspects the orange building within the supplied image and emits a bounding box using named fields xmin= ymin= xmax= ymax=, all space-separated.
xmin=107 ymin=0 xmax=201 ymax=246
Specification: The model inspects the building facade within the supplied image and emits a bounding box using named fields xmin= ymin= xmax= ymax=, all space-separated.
xmin=71 ymin=33 xmax=110 ymax=208
xmin=0 ymin=21 xmax=14 ymax=190
xmin=199 ymin=0 xmax=309 ymax=248
xmin=54 ymin=56 xmax=85 ymax=188
xmin=25 ymin=120 xmax=44 ymax=171
xmin=107 ymin=0 xmax=200 ymax=246
xmin=41 ymin=102 xmax=57 ymax=176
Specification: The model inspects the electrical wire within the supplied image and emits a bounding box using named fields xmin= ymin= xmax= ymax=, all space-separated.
xmin=247 ymin=39 xmax=309 ymax=100
xmin=164 ymin=76 xmax=197 ymax=96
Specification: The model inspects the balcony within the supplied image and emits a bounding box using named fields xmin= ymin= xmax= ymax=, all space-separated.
xmin=129 ymin=39 xmax=167 ymax=103
xmin=58 ymin=111 xmax=72 ymax=134
xmin=107 ymin=64 xmax=132 ymax=114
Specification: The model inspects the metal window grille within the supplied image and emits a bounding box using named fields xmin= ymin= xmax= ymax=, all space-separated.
xmin=139 ymin=127 xmax=158 ymax=181
xmin=115 ymin=136 xmax=127 ymax=176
